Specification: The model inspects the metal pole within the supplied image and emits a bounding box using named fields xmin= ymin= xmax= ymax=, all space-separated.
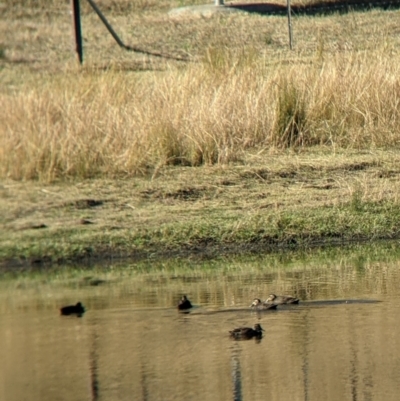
xmin=85 ymin=0 xmax=127 ymax=48
xmin=71 ymin=0 xmax=83 ymax=64
xmin=287 ymin=0 xmax=293 ymax=50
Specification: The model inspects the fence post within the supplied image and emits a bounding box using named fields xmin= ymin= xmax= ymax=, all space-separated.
xmin=71 ymin=0 xmax=83 ymax=64
xmin=287 ymin=0 xmax=293 ymax=50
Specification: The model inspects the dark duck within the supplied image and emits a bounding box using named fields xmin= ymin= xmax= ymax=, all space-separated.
xmin=60 ymin=302 xmax=85 ymax=316
xmin=177 ymin=295 xmax=192 ymax=310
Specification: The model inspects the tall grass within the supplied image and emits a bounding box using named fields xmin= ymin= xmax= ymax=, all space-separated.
xmin=1 ymin=50 xmax=400 ymax=181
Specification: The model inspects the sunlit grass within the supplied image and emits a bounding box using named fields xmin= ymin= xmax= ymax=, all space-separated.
xmin=2 ymin=1 xmax=400 ymax=263
xmin=2 ymin=1 xmax=400 ymax=181
xmin=1 ymin=52 xmax=400 ymax=181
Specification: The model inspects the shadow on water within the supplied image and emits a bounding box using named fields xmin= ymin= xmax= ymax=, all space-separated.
xmin=302 ymin=299 xmax=381 ymax=306
xmin=191 ymin=298 xmax=381 ymax=316
xmin=228 ymin=0 xmax=400 ymax=16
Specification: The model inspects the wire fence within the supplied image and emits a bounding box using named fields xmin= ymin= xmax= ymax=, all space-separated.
xmin=70 ymin=0 xmax=400 ymax=64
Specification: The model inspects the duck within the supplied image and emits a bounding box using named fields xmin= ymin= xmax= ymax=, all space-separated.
xmin=60 ymin=302 xmax=85 ymax=316
xmin=250 ymin=298 xmax=278 ymax=310
xmin=265 ymin=294 xmax=299 ymax=305
xmin=229 ymin=324 xmax=264 ymax=340
xmin=177 ymin=295 xmax=192 ymax=310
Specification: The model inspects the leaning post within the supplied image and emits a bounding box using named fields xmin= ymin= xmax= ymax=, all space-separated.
xmin=71 ymin=0 xmax=83 ymax=64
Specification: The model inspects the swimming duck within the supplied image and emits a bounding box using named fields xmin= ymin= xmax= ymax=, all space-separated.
xmin=265 ymin=294 xmax=299 ymax=305
xmin=60 ymin=302 xmax=85 ymax=316
xmin=229 ymin=324 xmax=264 ymax=339
xmin=250 ymin=298 xmax=278 ymax=310
xmin=177 ymin=295 xmax=192 ymax=310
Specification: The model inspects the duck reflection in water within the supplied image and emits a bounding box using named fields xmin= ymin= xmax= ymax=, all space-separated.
xmin=229 ymin=324 xmax=264 ymax=340
xmin=60 ymin=302 xmax=85 ymax=317
xmin=177 ymin=295 xmax=192 ymax=311
xmin=250 ymin=298 xmax=278 ymax=310
xmin=265 ymin=294 xmax=300 ymax=305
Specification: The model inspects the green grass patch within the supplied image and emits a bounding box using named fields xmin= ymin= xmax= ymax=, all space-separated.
xmin=2 ymin=197 xmax=400 ymax=264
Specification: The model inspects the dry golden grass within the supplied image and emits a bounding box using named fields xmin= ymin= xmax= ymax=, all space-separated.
xmin=1 ymin=51 xmax=400 ymax=180
xmin=2 ymin=1 xmax=400 ymax=180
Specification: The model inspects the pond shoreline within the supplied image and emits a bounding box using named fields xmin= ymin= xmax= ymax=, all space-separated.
xmin=1 ymin=233 xmax=398 ymax=272
xmin=2 ymin=150 xmax=400 ymax=270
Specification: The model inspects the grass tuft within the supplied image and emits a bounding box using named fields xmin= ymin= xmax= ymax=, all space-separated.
xmin=273 ymin=79 xmax=308 ymax=148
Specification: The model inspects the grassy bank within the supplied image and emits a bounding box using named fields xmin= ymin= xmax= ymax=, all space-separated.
xmin=2 ymin=150 xmax=400 ymax=265
xmin=2 ymin=1 xmax=400 ymax=265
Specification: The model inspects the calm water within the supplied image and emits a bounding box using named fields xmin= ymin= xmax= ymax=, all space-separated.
xmin=1 ymin=244 xmax=400 ymax=401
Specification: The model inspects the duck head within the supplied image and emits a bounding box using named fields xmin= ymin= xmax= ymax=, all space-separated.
xmin=250 ymin=298 xmax=263 ymax=307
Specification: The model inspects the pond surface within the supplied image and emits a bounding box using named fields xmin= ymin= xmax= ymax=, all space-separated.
xmin=1 ymin=244 xmax=400 ymax=401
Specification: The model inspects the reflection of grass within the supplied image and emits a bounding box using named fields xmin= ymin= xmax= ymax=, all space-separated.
xmin=1 ymin=241 xmax=400 ymax=315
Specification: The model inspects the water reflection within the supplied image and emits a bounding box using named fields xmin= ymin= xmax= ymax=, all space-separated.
xmin=231 ymin=344 xmax=242 ymax=401
xmin=89 ymin=321 xmax=100 ymax=401
xmin=2 ymin=246 xmax=400 ymax=401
